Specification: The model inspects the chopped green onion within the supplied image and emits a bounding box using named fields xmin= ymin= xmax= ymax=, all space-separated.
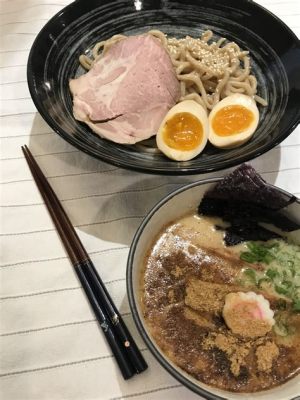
xmin=257 ymin=278 xmax=271 ymax=288
xmin=264 ymin=253 xmax=275 ymax=264
xmin=240 ymin=242 xmax=275 ymax=264
xmin=273 ymin=321 xmax=289 ymax=337
xmin=265 ymin=268 xmax=279 ymax=280
xmin=282 ymin=280 xmax=293 ymax=289
xmin=292 ymin=300 xmax=300 ymax=312
xmin=275 ymin=285 xmax=289 ymax=296
xmin=242 ymin=268 xmax=257 ymax=284
xmin=240 ymin=252 xmax=257 ymax=263
xmin=239 ymin=240 xmax=300 ymax=310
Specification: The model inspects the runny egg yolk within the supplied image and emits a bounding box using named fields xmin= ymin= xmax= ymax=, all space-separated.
xmin=162 ymin=112 xmax=203 ymax=151
xmin=212 ymin=105 xmax=254 ymax=136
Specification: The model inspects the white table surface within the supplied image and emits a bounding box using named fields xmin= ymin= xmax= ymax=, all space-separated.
xmin=1 ymin=1 xmax=300 ymax=399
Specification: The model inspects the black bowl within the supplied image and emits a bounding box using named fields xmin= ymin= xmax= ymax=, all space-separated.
xmin=27 ymin=0 xmax=300 ymax=175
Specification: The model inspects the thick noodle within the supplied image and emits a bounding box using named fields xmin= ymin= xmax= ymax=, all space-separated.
xmin=79 ymin=30 xmax=267 ymax=112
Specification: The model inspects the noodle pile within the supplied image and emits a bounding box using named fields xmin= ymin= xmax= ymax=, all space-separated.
xmin=79 ymin=30 xmax=267 ymax=112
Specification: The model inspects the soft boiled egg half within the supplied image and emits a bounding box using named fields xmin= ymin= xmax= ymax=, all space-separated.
xmin=209 ymin=94 xmax=259 ymax=148
xmin=156 ymin=100 xmax=208 ymax=161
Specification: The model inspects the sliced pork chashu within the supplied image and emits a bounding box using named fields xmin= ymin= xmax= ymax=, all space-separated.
xmin=69 ymin=34 xmax=180 ymax=144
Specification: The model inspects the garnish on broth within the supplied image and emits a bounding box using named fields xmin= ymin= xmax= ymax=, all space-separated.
xmin=239 ymin=240 xmax=300 ymax=311
xmin=222 ymin=291 xmax=275 ymax=337
xmin=198 ymin=164 xmax=299 ymax=245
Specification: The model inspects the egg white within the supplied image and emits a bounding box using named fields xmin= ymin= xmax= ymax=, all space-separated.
xmin=156 ymin=100 xmax=209 ymax=161
xmin=208 ymin=94 xmax=259 ymax=149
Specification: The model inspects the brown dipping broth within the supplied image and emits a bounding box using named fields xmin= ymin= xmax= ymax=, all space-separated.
xmin=140 ymin=214 xmax=300 ymax=393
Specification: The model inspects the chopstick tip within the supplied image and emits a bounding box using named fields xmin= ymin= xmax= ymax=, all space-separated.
xmin=21 ymin=145 xmax=30 ymax=156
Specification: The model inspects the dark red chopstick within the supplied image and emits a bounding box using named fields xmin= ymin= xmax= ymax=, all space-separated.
xmin=21 ymin=145 xmax=148 ymax=379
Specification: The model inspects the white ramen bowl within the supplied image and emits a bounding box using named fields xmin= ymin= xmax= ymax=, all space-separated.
xmin=126 ymin=178 xmax=300 ymax=400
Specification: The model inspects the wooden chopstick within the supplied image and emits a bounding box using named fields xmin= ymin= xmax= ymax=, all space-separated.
xmin=21 ymin=145 xmax=135 ymax=379
xmin=22 ymin=145 xmax=147 ymax=375
xmin=21 ymin=145 xmax=148 ymax=379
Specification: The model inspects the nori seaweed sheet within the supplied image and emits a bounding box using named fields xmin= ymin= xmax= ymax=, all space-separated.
xmin=198 ymin=164 xmax=299 ymax=246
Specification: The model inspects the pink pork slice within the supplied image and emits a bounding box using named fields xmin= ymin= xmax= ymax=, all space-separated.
xmin=69 ymin=34 xmax=180 ymax=144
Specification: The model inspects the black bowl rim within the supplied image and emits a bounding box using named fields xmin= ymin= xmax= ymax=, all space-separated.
xmin=126 ymin=177 xmax=300 ymax=399
xmin=27 ymin=0 xmax=300 ymax=175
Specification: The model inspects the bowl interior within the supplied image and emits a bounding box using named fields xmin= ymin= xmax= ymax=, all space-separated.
xmin=27 ymin=0 xmax=300 ymax=174
xmin=127 ymin=180 xmax=300 ymax=399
